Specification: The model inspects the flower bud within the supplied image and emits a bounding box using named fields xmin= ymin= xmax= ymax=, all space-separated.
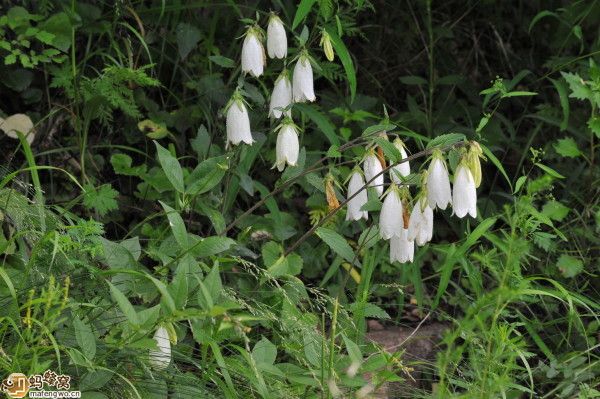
xmin=320 ymin=30 xmax=335 ymax=62
xmin=325 ymin=175 xmax=340 ymax=212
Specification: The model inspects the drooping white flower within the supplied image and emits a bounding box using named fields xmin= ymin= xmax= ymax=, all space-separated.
xmin=379 ymin=185 xmax=403 ymax=240
xmin=408 ymin=197 xmax=434 ymax=246
xmin=226 ymin=97 xmax=254 ymax=147
xmin=453 ymin=163 xmax=477 ymax=218
xmin=390 ymin=228 xmax=414 ymax=263
xmin=363 ymin=152 xmax=384 ymax=197
xmin=0 ymin=114 xmax=35 ymax=144
xmin=426 ymin=150 xmax=452 ymax=210
xmin=267 ymin=15 xmax=287 ymax=59
xmin=241 ymin=27 xmax=265 ymax=77
xmin=269 ymin=71 xmax=292 ymax=119
xmin=275 ymin=122 xmax=299 ymax=171
xmin=390 ymin=139 xmax=410 ymax=185
xmin=293 ymin=53 xmax=316 ymax=102
xmin=149 ymin=326 xmax=171 ymax=370
xmin=346 ymin=170 xmax=368 ymax=221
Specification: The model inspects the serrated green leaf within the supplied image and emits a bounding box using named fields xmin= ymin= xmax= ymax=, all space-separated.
xmin=557 ymin=255 xmax=583 ymax=278
xmin=553 ymin=137 xmax=581 ymax=158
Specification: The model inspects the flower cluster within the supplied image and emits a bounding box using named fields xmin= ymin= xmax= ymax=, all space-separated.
xmin=225 ymin=14 xmax=321 ymax=172
xmin=346 ymin=138 xmax=483 ymax=264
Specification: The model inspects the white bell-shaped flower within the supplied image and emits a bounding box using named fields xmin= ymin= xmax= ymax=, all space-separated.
xmin=226 ymin=97 xmax=254 ymax=147
xmin=267 ymin=15 xmax=287 ymax=59
xmin=241 ymin=27 xmax=265 ymax=77
xmin=426 ymin=150 xmax=452 ymax=210
xmin=149 ymin=326 xmax=171 ymax=370
xmin=363 ymin=152 xmax=384 ymax=197
xmin=452 ymin=163 xmax=477 ymax=218
xmin=0 ymin=114 xmax=35 ymax=144
xmin=346 ymin=170 xmax=368 ymax=221
xmin=390 ymin=228 xmax=414 ymax=263
xmin=379 ymin=185 xmax=403 ymax=240
xmin=293 ymin=53 xmax=316 ymax=102
xmin=408 ymin=197 xmax=434 ymax=246
xmin=275 ymin=122 xmax=299 ymax=171
xmin=269 ymin=71 xmax=292 ymax=119
xmin=390 ymin=138 xmax=410 ymax=185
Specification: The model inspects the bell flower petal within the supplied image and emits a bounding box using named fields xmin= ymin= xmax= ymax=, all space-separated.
xmin=267 ymin=15 xmax=287 ymax=59
xmin=269 ymin=72 xmax=292 ymax=119
xmin=379 ymin=188 xmax=403 ymax=239
xmin=346 ymin=171 xmax=368 ymax=221
xmin=390 ymin=228 xmax=414 ymax=263
xmin=241 ymin=30 xmax=265 ymax=77
xmin=149 ymin=327 xmax=171 ymax=370
xmin=226 ymin=100 xmax=254 ymax=147
xmin=363 ymin=153 xmax=384 ymax=197
xmin=275 ymin=123 xmax=299 ymax=171
xmin=292 ymin=55 xmax=316 ymax=102
xmin=426 ymin=154 xmax=452 ymax=210
xmin=452 ymin=164 xmax=477 ymax=218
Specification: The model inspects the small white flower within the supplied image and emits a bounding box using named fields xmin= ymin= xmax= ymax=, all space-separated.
xmin=426 ymin=151 xmax=452 ymax=210
xmin=363 ymin=152 xmax=384 ymax=197
xmin=149 ymin=327 xmax=171 ymax=370
xmin=390 ymin=139 xmax=410 ymax=185
xmin=379 ymin=186 xmax=403 ymax=239
xmin=241 ymin=28 xmax=265 ymax=77
xmin=453 ymin=163 xmax=477 ymax=218
xmin=0 ymin=114 xmax=35 ymax=144
xmin=267 ymin=15 xmax=287 ymax=59
xmin=226 ymin=98 xmax=254 ymax=147
xmin=408 ymin=197 xmax=434 ymax=246
xmin=346 ymin=171 xmax=368 ymax=221
xmin=269 ymin=72 xmax=292 ymax=119
xmin=275 ymin=123 xmax=299 ymax=171
xmin=389 ymin=228 xmax=414 ymax=263
xmin=293 ymin=54 xmax=316 ymax=102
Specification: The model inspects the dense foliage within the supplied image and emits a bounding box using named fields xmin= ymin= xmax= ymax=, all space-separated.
xmin=0 ymin=1 xmax=599 ymax=398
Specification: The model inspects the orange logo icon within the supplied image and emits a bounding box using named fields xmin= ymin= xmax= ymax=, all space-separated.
xmin=2 ymin=373 xmax=30 ymax=398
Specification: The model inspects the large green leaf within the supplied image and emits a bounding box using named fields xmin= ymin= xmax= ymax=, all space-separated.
xmin=154 ymin=141 xmax=184 ymax=193
xmin=292 ymin=0 xmax=318 ymax=29
xmin=315 ymin=227 xmax=359 ymax=266
xmin=160 ymin=201 xmax=189 ymax=250
xmin=108 ymin=281 xmax=140 ymax=326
